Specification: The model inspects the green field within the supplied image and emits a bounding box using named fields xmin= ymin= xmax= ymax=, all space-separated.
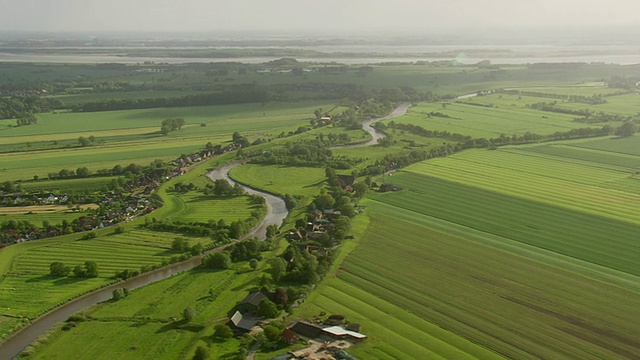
xmin=229 ymin=164 xmax=327 ymax=198
xmin=27 ymin=266 xmax=255 ymax=360
xmin=18 ymin=177 xmax=117 ymax=194
xmin=169 ymin=193 xmax=258 ymax=223
xmin=389 ymin=100 xmax=585 ymax=138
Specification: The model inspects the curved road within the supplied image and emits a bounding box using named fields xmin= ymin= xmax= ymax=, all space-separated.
xmin=0 ymin=103 xmax=410 ymax=360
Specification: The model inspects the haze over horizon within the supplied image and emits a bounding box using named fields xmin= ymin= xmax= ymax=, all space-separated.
xmin=1 ymin=0 xmax=639 ymax=36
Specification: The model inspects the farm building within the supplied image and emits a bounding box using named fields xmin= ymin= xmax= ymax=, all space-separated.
xmin=289 ymin=321 xmax=323 ymax=339
xmin=237 ymin=291 xmax=268 ymax=314
xmin=322 ymin=326 xmax=367 ymax=341
xmin=229 ymin=310 xmax=258 ymax=332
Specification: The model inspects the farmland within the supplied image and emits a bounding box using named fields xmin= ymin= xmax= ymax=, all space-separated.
xmin=3 ymin=58 xmax=640 ymax=359
xmin=0 ymin=101 xmax=331 ymax=182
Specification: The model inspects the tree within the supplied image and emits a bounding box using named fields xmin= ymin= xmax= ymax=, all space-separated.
xmin=76 ymin=167 xmax=91 ymax=178
xmin=84 ymin=261 xmax=99 ymax=278
xmin=213 ymin=323 xmax=233 ymax=338
xmin=268 ymin=257 xmax=287 ymax=282
xmin=78 ymin=136 xmax=90 ymax=147
xmin=313 ymin=193 xmax=336 ymax=211
xmin=249 ymin=258 xmax=259 ymax=270
xmin=72 ymin=265 xmax=86 ymax=277
xmin=258 ymin=298 xmax=279 ymax=318
xmin=183 ymin=306 xmax=195 ymax=322
xmin=50 ymin=262 xmax=70 ymax=277
xmin=266 ymin=224 xmax=279 ymax=238
xmin=263 ymin=324 xmax=282 ymax=343
xmin=112 ymin=288 xmax=127 ymax=301
xmin=202 ymin=252 xmax=231 ymax=269
xmin=193 ymin=346 xmax=210 ymax=360
xmin=616 ymin=121 xmax=637 ymax=137
xmin=274 ymin=287 xmax=289 ymax=306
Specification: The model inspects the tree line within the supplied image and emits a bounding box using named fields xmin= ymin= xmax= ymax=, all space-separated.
xmin=70 ymin=86 xmax=271 ymax=112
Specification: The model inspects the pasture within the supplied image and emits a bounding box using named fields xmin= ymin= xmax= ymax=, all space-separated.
xmin=390 ymin=99 xmax=586 ymax=138
xmin=27 ymin=267 xmax=254 ymax=360
xmin=168 ymin=193 xmax=257 ymax=223
xmin=228 ymin=164 xmax=327 ymax=198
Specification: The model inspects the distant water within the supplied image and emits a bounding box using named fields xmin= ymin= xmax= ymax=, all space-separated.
xmin=0 ymin=44 xmax=639 ymax=64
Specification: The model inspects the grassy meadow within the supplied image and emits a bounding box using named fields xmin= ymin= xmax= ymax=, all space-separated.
xmin=26 ymin=265 xmax=259 ymax=360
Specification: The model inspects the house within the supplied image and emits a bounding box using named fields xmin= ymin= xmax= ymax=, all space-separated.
xmin=237 ymin=291 xmax=268 ymax=314
xmin=320 ymin=116 xmax=332 ymax=124
xmin=229 ymin=310 xmax=259 ymax=332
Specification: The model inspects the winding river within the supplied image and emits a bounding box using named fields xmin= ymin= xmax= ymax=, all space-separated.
xmin=0 ymin=104 xmax=408 ymax=360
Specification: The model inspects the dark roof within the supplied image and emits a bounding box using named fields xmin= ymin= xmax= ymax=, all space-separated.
xmin=289 ymin=321 xmax=323 ymax=339
xmin=230 ymin=311 xmax=258 ymax=331
xmin=239 ymin=291 xmax=268 ymax=308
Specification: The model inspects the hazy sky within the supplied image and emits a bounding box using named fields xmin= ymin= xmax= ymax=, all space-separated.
xmin=0 ymin=0 xmax=639 ymax=34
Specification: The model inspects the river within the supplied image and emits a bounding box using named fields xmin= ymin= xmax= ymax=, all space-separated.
xmin=0 ymin=163 xmax=287 ymax=360
xmin=0 ymin=103 xmax=408 ymax=359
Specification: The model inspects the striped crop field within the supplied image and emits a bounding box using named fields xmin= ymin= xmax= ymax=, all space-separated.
xmin=317 ymin=209 xmax=640 ymax=359
xmin=0 ymin=228 xmax=211 ymax=322
xmin=300 ymin=139 xmax=640 ymax=358
xmin=377 ymin=148 xmax=640 ymax=275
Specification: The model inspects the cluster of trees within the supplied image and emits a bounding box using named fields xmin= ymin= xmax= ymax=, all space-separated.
xmin=160 ymin=118 xmax=185 ymax=135
xmin=0 ymin=95 xmax=63 ymax=120
xmin=528 ymin=102 xmax=592 ymax=116
xmin=70 ymin=87 xmax=271 ymax=112
xmin=171 ymin=238 xmax=204 ymax=256
xmin=201 ymin=237 xmax=271 ymax=270
xmin=49 ymin=261 xmax=99 ymax=278
xmin=606 ymin=76 xmax=639 ymax=90
xmin=501 ymin=89 xmax=608 ymax=104
xmin=573 ymin=112 xmax=637 ymax=124
xmin=251 ymin=137 xmax=356 ymax=169
xmin=271 ymin=243 xmax=334 ymax=285
xmin=15 ymin=112 xmax=38 ymax=126
xmin=203 ymin=179 xmax=245 ymax=197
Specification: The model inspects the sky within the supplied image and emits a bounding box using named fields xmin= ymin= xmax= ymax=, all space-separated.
xmin=0 ymin=0 xmax=639 ymax=34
